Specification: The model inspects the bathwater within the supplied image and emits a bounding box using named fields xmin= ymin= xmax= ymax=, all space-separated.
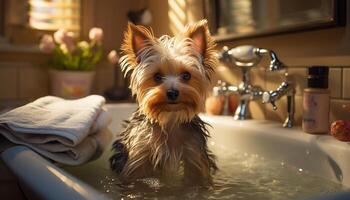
xmin=64 ymin=150 xmax=344 ymax=200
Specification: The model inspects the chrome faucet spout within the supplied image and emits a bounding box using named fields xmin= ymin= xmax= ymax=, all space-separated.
xmin=256 ymin=48 xmax=285 ymax=71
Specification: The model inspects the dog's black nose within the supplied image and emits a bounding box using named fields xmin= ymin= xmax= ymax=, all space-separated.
xmin=166 ymin=89 xmax=179 ymax=101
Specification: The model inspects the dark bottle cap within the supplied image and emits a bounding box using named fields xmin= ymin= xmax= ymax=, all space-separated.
xmin=307 ymin=66 xmax=329 ymax=89
xmin=308 ymin=66 xmax=329 ymax=76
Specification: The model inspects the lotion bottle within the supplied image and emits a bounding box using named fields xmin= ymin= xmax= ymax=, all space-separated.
xmin=302 ymin=66 xmax=330 ymax=134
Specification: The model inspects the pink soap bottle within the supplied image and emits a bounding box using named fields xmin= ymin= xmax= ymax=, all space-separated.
xmin=302 ymin=66 xmax=330 ymax=134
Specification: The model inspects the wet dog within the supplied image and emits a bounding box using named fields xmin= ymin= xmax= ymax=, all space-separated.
xmin=110 ymin=20 xmax=218 ymax=182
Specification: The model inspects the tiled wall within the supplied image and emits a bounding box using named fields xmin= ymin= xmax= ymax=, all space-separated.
xmin=217 ymin=64 xmax=350 ymax=126
xmin=1 ymin=59 xmax=349 ymax=127
xmin=0 ymin=0 xmax=134 ymax=109
xmin=0 ymin=62 xmax=115 ymax=109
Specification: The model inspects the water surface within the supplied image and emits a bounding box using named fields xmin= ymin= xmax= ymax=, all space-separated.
xmin=64 ymin=149 xmax=344 ymax=200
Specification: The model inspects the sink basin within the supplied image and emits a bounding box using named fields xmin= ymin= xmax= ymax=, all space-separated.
xmin=1 ymin=103 xmax=350 ymax=200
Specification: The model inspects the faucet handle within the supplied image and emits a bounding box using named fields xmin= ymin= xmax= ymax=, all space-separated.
xmin=262 ymin=91 xmax=278 ymax=110
xmin=262 ymin=91 xmax=270 ymax=103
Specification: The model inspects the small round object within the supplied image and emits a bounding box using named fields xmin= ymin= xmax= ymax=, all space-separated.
xmin=331 ymin=120 xmax=350 ymax=141
xmin=205 ymin=96 xmax=223 ymax=115
xmin=180 ymin=72 xmax=191 ymax=81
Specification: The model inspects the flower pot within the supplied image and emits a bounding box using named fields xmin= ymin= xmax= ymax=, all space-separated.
xmin=49 ymin=69 xmax=95 ymax=99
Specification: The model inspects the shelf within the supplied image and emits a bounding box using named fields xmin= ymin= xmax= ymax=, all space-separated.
xmin=283 ymin=55 xmax=350 ymax=67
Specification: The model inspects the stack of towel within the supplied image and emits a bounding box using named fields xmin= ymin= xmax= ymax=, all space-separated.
xmin=0 ymin=95 xmax=112 ymax=165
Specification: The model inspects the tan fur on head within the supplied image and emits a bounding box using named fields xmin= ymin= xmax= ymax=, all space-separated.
xmin=119 ymin=20 xmax=218 ymax=129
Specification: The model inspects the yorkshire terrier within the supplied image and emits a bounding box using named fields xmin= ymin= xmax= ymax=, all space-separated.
xmin=110 ymin=20 xmax=218 ymax=182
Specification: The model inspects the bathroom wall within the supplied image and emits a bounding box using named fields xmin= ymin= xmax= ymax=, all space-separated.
xmin=0 ymin=0 xmax=135 ymax=108
xmin=1 ymin=0 xmax=350 ymax=126
xmin=211 ymin=1 xmax=350 ymax=125
xmin=146 ymin=0 xmax=350 ymax=125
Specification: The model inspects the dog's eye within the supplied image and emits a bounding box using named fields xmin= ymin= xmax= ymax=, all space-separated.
xmin=180 ymin=72 xmax=191 ymax=81
xmin=154 ymin=73 xmax=163 ymax=83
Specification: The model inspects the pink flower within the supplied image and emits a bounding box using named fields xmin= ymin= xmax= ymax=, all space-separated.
xmin=53 ymin=29 xmax=66 ymax=44
xmin=64 ymin=32 xmax=76 ymax=52
xmin=89 ymin=27 xmax=103 ymax=44
xmin=39 ymin=34 xmax=55 ymax=54
xmin=54 ymin=29 xmax=76 ymax=52
xmin=108 ymin=50 xmax=119 ymax=64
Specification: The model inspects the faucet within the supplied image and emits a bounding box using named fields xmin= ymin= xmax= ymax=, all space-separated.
xmin=262 ymin=73 xmax=295 ymax=128
xmin=214 ymin=45 xmax=295 ymax=127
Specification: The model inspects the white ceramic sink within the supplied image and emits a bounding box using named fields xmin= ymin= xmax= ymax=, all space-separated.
xmin=201 ymin=115 xmax=350 ymax=187
xmin=2 ymin=103 xmax=350 ymax=200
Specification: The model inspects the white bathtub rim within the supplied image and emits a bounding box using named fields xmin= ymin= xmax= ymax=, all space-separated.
xmin=1 ymin=146 xmax=110 ymax=200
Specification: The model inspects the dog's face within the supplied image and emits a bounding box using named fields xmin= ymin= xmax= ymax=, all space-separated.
xmin=120 ymin=20 xmax=217 ymax=127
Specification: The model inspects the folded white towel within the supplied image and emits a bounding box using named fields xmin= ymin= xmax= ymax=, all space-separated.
xmin=0 ymin=95 xmax=112 ymax=165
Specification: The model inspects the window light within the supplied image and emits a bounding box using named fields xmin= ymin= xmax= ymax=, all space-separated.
xmin=28 ymin=0 xmax=80 ymax=32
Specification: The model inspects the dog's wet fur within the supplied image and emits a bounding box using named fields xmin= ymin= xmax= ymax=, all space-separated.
xmin=110 ymin=20 xmax=218 ymax=183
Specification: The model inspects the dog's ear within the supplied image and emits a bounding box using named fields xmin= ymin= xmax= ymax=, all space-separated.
xmin=184 ymin=20 xmax=208 ymax=56
xmin=183 ymin=20 xmax=217 ymax=79
xmin=121 ymin=22 xmax=154 ymax=68
xmin=129 ymin=23 xmax=153 ymax=54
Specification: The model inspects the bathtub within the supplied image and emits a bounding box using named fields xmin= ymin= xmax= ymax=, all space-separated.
xmin=1 ymin=103 xmax=350 ymax=200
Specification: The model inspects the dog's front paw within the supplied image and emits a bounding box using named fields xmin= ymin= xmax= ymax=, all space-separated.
xmin=110 ymin=140 xmax=128 ymax=173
